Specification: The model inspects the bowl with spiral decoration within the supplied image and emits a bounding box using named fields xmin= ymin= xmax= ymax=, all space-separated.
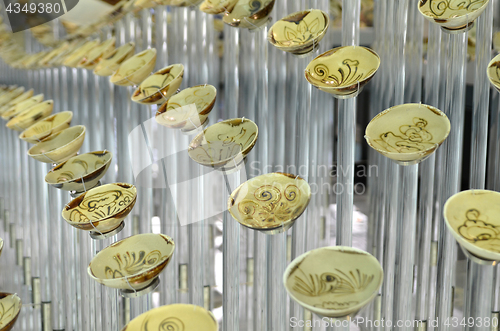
xmin=418 ymin=0 xmax=489 ymax=31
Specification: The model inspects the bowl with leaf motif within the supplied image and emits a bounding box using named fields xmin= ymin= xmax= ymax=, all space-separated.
xmin=284 ymin=246 xmax=383 ymax=318
xmin=305 ymin=46 xmax=380 ymax=98
xmin=6 ymin=100 xmax=54 ymax=132
xmin=62 ymin=39 xmax=100 ymax=68
xmin=228 ymin=172 xmax=311 ymax=234
xmin=188 ymin=118 xmax=258 ymax=171
xmin=200 ymin=0 xmax=238 ymax=14
xmin=1 ymin=94 xmax=44 ymax=120
xmin=45 ymin=150 xmax=112 ymax=193
xmin=121 ymin=304 xmax=218 ymax=331
xmin=0 ymin=293 xmax=21 ymax=331
xmin=487 ymin=54 xmax=500 ymax=93
xmin=223 ymin=0 xmax=275 ymax=30
xmin=20 ymin=111 xmax=73 ymax=144
xmin=155 ymin=84 xmax=216 ymax=131
xmin=131 ymin=64 xmax=184 ymax=104
xmin=0 ymin=86 xmax=24 ymax=107
xmin=418 ymin=0 xmax=489 ymax=31
xmin=62 ymin=183 xmax=136 ymax=234
xmin=88 ymin=233 xmax=175 ymax=291
xmin=444 ymin=189 xmax=500 ymax=261
xmin=110 ymin=48 xmax=157 ymax=86
xmin=78 ymin=37 xmax=116 ymax=70
xmin=365 ymin=103 xmax=450 ymax=166
xmin=94 ymin=42 xmax=135 ymax=77
xmin=27 ymin=125 xmax=86 ymax=164
xmin=268 ymin=9 xmax=329 ymax=55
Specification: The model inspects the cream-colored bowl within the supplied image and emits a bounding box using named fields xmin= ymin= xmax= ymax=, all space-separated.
xmin=94 ymin=42 xmax=135 ymax=77
xmin=305 ymin=46 xmax=380 ymax=98
xmin=110 ymin=48 xmax=157 ymax=86
xmin=6 ymin=100 xmax=54 ymax=132
xmin=78 ymin=37 xmax=116 ymax=70
xmin=1 ymin=94 xmax=44 ymax=120
xmin=418 ymin=0 xmax=489 ymax=31
xmin=27 ymin=125 xmax=86 ymax=164
xmin=228 ymin=172 xmax=311 ymax=234
xmin=284 ymin=246 xmax=383 ymax=318
xmin=444 ymin=189 xmax=500 ymax=261
xmin=223 ymin=0 xmax=275 ymax=30
xmin=487 ymin=54 xmax=500 ymax=93
xmin=88 ymin=233 xmax=175 ymax=290
xmin=19 ymin=111 xmax=73 ymax=144
xmin=0 ymin=293 xmax=21 ymax=331
xmin=122 ymin=304 xmax=218 ymax=331
xmin=45 ymin=150 xmax=112 ymax=193
xmin=131 ymin=64 xmax=184 ymax=104
xmin=4 ymin=88 xmax=33 ymax=108
xmin=365 ymin=103 xmax=450 ymax=165
xmin=155 ymin=84 xmax=217 ymax=131
xmin=0 ymin=86 xmax=24 ymax=107
xmin=200 ymin=0 xmax=238 ymax=14
xmin=62 ymin=39 xmax=100 ymax=68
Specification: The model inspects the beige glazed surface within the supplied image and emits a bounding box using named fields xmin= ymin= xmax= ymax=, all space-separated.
xmin=200 ymin=0 xmax=238 ymax=14
xmin=1 ymin=94 xmax=44 ymax=120
xmin=6 ymin=100 xmax=54 ymax=131
xmin=94 ymin=42 xmax=135 ymax=77
xmin=110 ymin=48 xmax=157 ymax=86
xmin=487 ymin=54 xmax=500 ymax=93
xmin=62 ymin=39 xmax=100 ymax=68
xmin=418 ymin=0 xmax=489 ymax=30
xmin=0 ymin=86 xmax=24 ymax=107
xmin=131 ymin=64 xmax=184 ymax=104
xmin=78 ymin=37 xmax=116 ymax=69
xmin=28 ymin=125 xmax=86 ymax=164
xmin=20 ymin=111 xmax=73 ymax=144
xmin=0 ymin=293 xmax=21 ymax=331
xmin=223 ymin=0 xmax=275 ymax=29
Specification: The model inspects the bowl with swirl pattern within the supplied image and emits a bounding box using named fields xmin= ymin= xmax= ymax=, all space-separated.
xmin=418 ymin=0 xmax=489 ymax=31
xmin=88 ymin=233 xmax=175 ymax=291
xmin=0 ymin=293 xmax=21 ymax=331
xmin=305 ymin=46 xmax=380 ymax=99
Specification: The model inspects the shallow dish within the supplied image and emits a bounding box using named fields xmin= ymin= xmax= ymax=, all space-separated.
xmin=62 ymin=39 xmax=100 ymax=68
xmin=268 ymin=9 xmax=329 ymax=55
xmin=200 ymin=0 xmax=238 ymax=14
xmin=19 ymin=111 xmax=73 ymax=144
xmin=131 ymin=64 xmax=184 ymax=104
xmin=418 ymin=0 xmax=489 ymax=31
xmin=27 ymin=125 xmax=86 ymax=164
xmin=444 ymin=189 xmax=500 ymax=261
xmin=94 ymin=42 xmax=135 ymax=77
xmin=1 ymin=94 xmax=44 ymax=120
xmin=88 ymin=233 xmax=174 ymax=290
xmin=62 ymin=182 xmax=136 ymax=234
xmin=122 ymin=304 xmax=218 ymax=331
xmin=45 ymin=150 xmax=112 ymax=193
xmin=188 ymin=118 xmax=258 ymax=171
xmin=110 ymin=48 xmax=157 ymax=86
xmin=305 ymin=46 xmax=380 ymax=98
xmin=155 ymin=84 xmax=216 ymax=131
xmin=487 ymin=54 xmax=500 ymax=93
xmin=0 ymin=86 xmax=24 ymax=107
xmin=6 ymin=100 xmax=54 ymax=132
xmin=78 ymin=37 xmax=116 ymax=70
xmin=0 ymin=292 xmax=21 ymax=331
xmin=228 ymin=172 xmax=311 ymax=234
xmin=284 ymin=246 xmax=383 ymax=318
xmin=365 ymin=103 xmax=450 ymax=165
xmin=223 ymin=0 xmax=275 ymax=30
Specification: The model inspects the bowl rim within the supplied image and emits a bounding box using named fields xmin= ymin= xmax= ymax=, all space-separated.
xmin=19 ymin=110 xmax=73 ymax=141
xmin=156 ymin=83 xmax=217 ymax=117
xmin=27 ymin=125 xmax=86 ymax=158
xmin=131 ymin=63 xmax=185 ymax=102
xmin=283 ymin=246 xmax=384 ymax=317
xmin=417 ymin=0 xmax=490 ymax=22
xmin=110 ymin=48 xmax=157 ymax=84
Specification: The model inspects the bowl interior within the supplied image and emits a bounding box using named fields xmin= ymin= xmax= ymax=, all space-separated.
xmin=133 ymin=64 xmax=184 ymax=100
xmin=228 ymin=172 xmax=311 ymax=230
xmin=89 ymin=233 xmax=174 ymax=281
xmin=113 ymin=48 xmax=156 ymax=81
xmin=365 ymin=103 xmax=450 ymax=158
xmin=0 ymin=293 xmax=21 ymax=329
xmin=21 ymin=111 xmax=73 ymax=140
xmin=284 ymin=246 xmax=383 ymax=317
xmin=28 ymin=125 xmax=85 ymax=156
xmin=305 ymin=46 xmax=380 ymax=89
xmin=418 ymin=0 xmax=489 ymax=22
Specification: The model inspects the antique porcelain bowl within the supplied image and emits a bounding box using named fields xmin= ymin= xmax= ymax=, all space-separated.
xmin=4 ymin=88 xmax=33 ymax=107
xmin=110 ymin=48 xmax=157 ymax=86
xmin=94 ymin=42 xmax=135 ymax=77
xmin=27 ymin=125 xmax=86 ymax=164
xmin=365 ymin=103 xmax=450 ymax=165
xmin=188 ymin=118 xmax=258 ymax=171
xmin=0 ymin=293 xmax=21 ymax=331
xmin=268 ymin=9 xmax=329 ymax=55
xmin=62 ymin=183 xmax=136 ymax=234
xmin=78 ymin=37 xmax=116 ymax=70
xmin=305 ymin=46 xmax=380 ymax=98
xmin=45 ymin=150 xmax=112 ymax=193
xmin=418 ymin=0 xmax=489 ymax=31
xmin=284 ymin=246 xmax=383 ymax=318
xmin=88 ymin=233 xmax=175 ymax=291
xmin=223 ymin=0 xmax=275 ymax=30
xmin=62 ymin=39 xmax=100 ymax=68
xmin=228 ymin=172 xmax=311 ymax=234
xmin=131 ymin=64 xmax=184 ymax=104
xmin=487 ymin=54 xmax=500 ymax=93
xmin=122 ymin=304 xmax=218 ymax=331
xmin=19 ymin=111 xmax=73 ymax=144
xmin=200 ymin=0 xmax=238 ymax=14
xmin=6 ymin=100 xmax=54 ymax=132
xmin=155 ymin=84 xmax=217 ymax=132
xmin=0 ymin=86 xmax=24 ymax=107
xmin=1 ymin=94 xmax=44 ymax=120
xmin=444 ymin=189 xmax=500 ymax=261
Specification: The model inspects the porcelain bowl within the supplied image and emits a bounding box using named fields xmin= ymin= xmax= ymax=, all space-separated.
xmin=19 ymin=111 xmax=73 ymax=144
xmin=63 ymin=39 xmax=100 ymax=68
xmin=268 ymin=9 xmax=329 ymax=55
xmin=62 ymin=183 xmax=137 ymax=234
xmin=365 ymin=103 xmax=450 ymax=165
xmin=27 ymin=125 xmax=86 ymax=164
xmin=45 ymin=150 xmax=112 ymax=193
xmin=88 ymin=233 xmax=175 ymax=290
xmin=110 ymin=48 xmax=157 ymax=86
xmin=4 ymin=88 xmax=33 ymax=108
xmin=487 ymin=54 xmax=500 ymax=93
xmin=6 ymin=100 xmax=54 ymax=132
xmin=0 ymin=86 xmax=24 ymax=107
xmin=0 ymin=293 xmax=21 ymax=331
xmin=122 ymin=304 xmax=218 ymax=331
xmin=188 ymin=118 xmax=258 ymax=170
xmin=284 ymin=246 xmax=383 ymax=318
xmin=228 ymin=172 xmax=311 ymax=234
xmin=418 ymin=0 xmax=489 ymax=31
xmin=94 ymin=42 xmax=135 ymax=77
xmin=131 ymin=64 xmax=184 ymax=104
xmin=200 ymin=0 xmax=238 ymax=14
xmin=155 ymin=84 xmax=217 ymax=131
xmin=223 ymin=0 xmax=275 ymax=30
xmin=1 ymin=94 xmax=44 ymax=120
xmin=444 ymin=189 xmax=500 ymax=261
xmin=78 ymin=37 xmax=116 ymax=70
